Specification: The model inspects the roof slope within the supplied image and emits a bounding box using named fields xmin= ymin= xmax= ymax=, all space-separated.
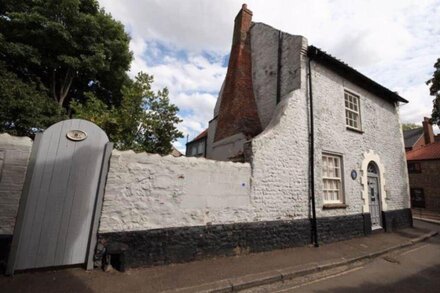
xmin=406 ymin=142 xmax=440 ymax=161
xmin=188 ymin=129 xmax=207 ymax=144
xmin=307 ymin=46 xmax=408 ymax=104
xmin=403 ymin=127 xmax=424 ymax=149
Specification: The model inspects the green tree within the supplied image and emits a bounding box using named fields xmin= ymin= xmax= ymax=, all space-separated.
xmin=0 ymin=62 xmax=66 ymax=136
xmin=401 ymin=123 xmax=421 ymax=131
xmin=71 ymin=72 xmax=184 ymax=154
xmin=427 ymin=58 xmax=440 ymax=127
xmin=0 ymin=0 xmax=132 ymax=110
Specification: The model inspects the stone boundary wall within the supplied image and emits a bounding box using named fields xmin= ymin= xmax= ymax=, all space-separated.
xmin=97 ymin=212 xmax=376 ymax=268
xmin=0 ymin=134 xmax=32 ymax=235
xmin=98 ymin=150 xmax=253 ymax=233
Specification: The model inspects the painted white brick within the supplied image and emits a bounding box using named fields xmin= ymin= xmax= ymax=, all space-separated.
xmin=98 ymin=151 xmax=253 ymax=233
xmin=0 ymin=133 xmax=32 ymax=234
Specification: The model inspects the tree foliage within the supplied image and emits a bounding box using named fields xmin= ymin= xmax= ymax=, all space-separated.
xmin=71 ymin=72 xmax=184 ymax=154
xmin=0 ymin=0 xmax=132 ymax=109
xmin=0 ymin=0 xmax=183 ymax=154
xmin=0 ymin=62 xmax=66 ymax=136
xmin=427 ymin=58 xmax=440 ymax=127
xmin=401 ymin=123 xmax=421 ymax=131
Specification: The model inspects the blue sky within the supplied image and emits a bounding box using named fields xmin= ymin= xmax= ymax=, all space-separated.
xmin=98 ymin=0 xmax=440 ymax=152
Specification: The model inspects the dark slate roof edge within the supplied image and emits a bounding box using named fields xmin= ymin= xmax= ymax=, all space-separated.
xmin=186 ymin=129 xmax=208 ymax=145
xmin=307 ymin=46 xmax=408 ymax=104
xmin=403 ymin=127 xmax=424 ymax=148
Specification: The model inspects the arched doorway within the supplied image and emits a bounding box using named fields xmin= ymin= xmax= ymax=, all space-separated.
xmin=367 ymin=161 xmax=382 ymax=229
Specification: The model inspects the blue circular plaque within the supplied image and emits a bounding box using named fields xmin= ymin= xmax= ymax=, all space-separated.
xmin=351 ymin=170 xmax=357 ymax=180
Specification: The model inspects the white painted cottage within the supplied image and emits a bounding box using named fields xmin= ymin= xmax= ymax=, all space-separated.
xmin=186 ymin=4 xmax=412 ymax=244
xmin=96 ymin=4 xmax=412 ymax=267
xmin=0 ymin=4 xmax=412 ymax=271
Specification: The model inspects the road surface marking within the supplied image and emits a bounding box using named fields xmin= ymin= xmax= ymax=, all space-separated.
xmin=400 ymin=244 xmax=429 ymax=256
xmin=274 ymin=266 xmax=365 ymax=292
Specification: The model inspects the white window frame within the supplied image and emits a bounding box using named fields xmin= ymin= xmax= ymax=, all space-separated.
xmin=344 ymin=90 xmax=361 ymax=131
xmin=322 ymin=153 xmax=344 ymax=204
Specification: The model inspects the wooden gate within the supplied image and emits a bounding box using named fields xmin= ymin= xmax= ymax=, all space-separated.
xmin=7 ymin=119 xmax=112 ymax=274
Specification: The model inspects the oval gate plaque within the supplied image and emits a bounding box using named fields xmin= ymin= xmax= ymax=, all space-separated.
xmin=66 ymin=130 xmax=87 ymax=141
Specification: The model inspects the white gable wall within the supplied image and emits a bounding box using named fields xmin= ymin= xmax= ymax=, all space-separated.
xmin=311 ymin=62 xmax=410 ymax=217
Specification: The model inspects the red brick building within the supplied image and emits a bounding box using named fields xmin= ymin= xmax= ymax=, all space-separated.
xmin=404 ymin=118 xmax=440 ymax=220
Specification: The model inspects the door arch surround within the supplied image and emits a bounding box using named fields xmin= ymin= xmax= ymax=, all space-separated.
xmin=367 ymin=161 xmax=382 ymax=229
xmin=361 ymin=150 xmax=387 ymax=214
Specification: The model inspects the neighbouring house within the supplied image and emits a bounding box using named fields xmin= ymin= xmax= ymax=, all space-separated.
xmin=1 ymin=4 xmax=413 ymax=272
xmin=170 ymin=146 xmax=183 ymax=157
xmin=403 ymin=117 xmax=440 ymax=151
xmin=404 ymin=118 xmax=440 ymax=220
xmin=185 ymin=129 xmax=207 ymax=157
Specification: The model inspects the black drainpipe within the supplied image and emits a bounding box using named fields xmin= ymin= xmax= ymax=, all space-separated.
xmin=308 ymin=52 xmax=319 ymax=247
xmin=276 ymin=30 xmax=283 ymax=104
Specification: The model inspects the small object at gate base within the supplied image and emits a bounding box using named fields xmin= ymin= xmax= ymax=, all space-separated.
xmin=66 ymin=130 xmax=87 ymax=141
xmin=104 ymin=242 xmax=128 ymax=272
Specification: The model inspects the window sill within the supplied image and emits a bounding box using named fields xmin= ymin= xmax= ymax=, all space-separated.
xmin=323 ymin=203 xmax=348 ymax=209
xmin=346 ymin=127 xmax=364 ymax=134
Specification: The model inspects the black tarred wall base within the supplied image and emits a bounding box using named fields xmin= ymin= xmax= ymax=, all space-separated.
xmin=97 ymin=211 xmax=391 ymax=269
xmin=382 ymin=208 xmax=413 ymax=232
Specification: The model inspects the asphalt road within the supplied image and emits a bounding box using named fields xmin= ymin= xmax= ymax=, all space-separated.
xmin=266 ymin=220 xmax=440 ymax=293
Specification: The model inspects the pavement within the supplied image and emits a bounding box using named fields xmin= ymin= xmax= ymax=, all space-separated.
xmin=251 ymin=220 xmax=440 ymax=292
xmin=0 ymin=220 xmax=437 ymax=293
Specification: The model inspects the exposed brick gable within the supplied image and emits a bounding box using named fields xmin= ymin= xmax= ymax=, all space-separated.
xmin=214 ymin=4 xmax=262 ymax=142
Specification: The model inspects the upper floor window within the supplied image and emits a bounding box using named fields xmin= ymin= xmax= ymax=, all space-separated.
xmin=344 ymin=91 xmax=361 ymax=130
xmin=322 ymin=153 xmax=344 ymax=204
xmin=408 ymin=162 xmax=421 ymax=174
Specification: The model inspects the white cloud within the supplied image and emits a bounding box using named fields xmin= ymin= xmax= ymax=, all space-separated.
xmin=124 ymin=34 xmax=225 ymax=152
xmin=98 ymin=0 xmax=440 ymax=151
xmin=173 ymin=92 xmax=217 ymax=141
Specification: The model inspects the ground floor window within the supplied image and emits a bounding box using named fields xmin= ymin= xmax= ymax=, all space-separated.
xmin=322 ymin=153 xmax=344 ymax=203
xmin=410 ymin=188 xmax=425 ymax=208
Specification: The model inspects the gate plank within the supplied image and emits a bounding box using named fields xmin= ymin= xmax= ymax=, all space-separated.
xmin=27 ymin=122 xmax=64 ymax=268
xmin=64 ymin=120 xmax=104 ymax=264
xmin=16 ymin=123 xmax=62 ymax=269
xmin=6 ymin=134 xmax=42 ymax=275
xmin=37 ymin=120 xmax=76 ymax=267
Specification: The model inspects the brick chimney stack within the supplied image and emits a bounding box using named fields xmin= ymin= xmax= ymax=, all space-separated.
xmin=214 ymin=4 xmax=262 ymax=142
xmin=422 ymin=117 xmax=435 ymax=144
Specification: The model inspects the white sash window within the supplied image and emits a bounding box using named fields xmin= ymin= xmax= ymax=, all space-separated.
xmin=322 ymin=154 xmax=344 ymax=203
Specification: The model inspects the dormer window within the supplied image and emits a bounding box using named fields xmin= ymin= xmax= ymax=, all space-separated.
xmin=344 ymin=91 xmax=361 ymax=131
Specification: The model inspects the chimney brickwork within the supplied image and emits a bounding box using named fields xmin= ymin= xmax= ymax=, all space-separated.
xmin=214 ymin=4 xmax=262 ymax=142
xmin=422 ymin=117 xmax=435 ymax=145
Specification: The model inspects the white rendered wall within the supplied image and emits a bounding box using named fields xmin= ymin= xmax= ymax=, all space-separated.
xmin=249 ymin=55 xmax=409 ymax=221
xmin=311 ymin=62 xmax=410 ymax=217
xmin=0 ymin=133 xmax=32 ymax=234
xmin=250 ymin=23 xmax=305 ymax=129
xmin=250 ymin=88 xmax=311 ymax=220
xmin=99 ymin=151 xmax=254 ymax=233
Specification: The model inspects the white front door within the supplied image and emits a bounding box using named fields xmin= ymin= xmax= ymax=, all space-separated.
xmin=368 ymin=176 xmax=382 ymax=229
